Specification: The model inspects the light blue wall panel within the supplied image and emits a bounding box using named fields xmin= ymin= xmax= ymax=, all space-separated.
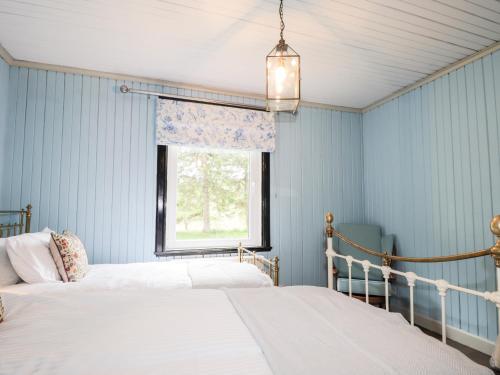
xmin=0 ymin=66 xmax=364 ymax=287
xmin=0 ymin=57 xmax=10 ymax=204
xmin=270 ymin=109 xmax=364 ymax=286
xmin=363 ymin=50 xmax=500 ymax=341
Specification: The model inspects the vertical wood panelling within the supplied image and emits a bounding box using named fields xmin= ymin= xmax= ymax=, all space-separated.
xmin=269 ymin=109 xmax=364 ymax=286
xmin=0 ymin=57 xmax=10 ymax=205
xmin=0 ymin=65 xmax=364 ymax=287
xmin=363 ymin=49 xmax=500 ymax=342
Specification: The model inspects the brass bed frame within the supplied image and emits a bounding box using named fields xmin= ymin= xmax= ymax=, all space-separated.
xmin=0 ymin=204 xmax=31 ymax=238
xmin=325 ymin=212 xmax=500 ymax=267
xmin=238 ymin=243 xmax=279 ymax=286
xmin=324 ymin=211 xmax=500 ymax=346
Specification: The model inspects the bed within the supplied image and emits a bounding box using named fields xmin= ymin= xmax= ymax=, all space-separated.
xmin=0 ymin=285 xmax=491 ymax=375
xmin=0 ymin=205 xmax=278 ymax=292
xmin=0 ymin=258 xmax=274 ymax=294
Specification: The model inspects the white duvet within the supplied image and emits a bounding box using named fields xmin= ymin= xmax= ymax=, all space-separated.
xmin=188 ymin=259 xmax=272 ymax=289
xmin=226 ymin=286 xmax=492 ymax=375
xmin=0 ymin=289 xmax=273 ymax=375
xmin=0 ymin=257 xmax=273 ymax=294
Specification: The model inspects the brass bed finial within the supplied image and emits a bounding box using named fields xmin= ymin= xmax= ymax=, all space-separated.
xmin=325 ymin=212 xmax=334 ymax=238
xmin=490 ymin=215 xmax=500 ymax=267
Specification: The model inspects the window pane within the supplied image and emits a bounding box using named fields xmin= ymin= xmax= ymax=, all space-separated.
xmin=175 ymin=147 xmax=249 ymax=241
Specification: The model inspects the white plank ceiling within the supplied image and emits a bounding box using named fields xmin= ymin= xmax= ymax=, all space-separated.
xmin=0 ymin=0 xmax=499 ymax=108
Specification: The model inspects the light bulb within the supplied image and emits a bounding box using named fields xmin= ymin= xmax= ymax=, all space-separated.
xmin=275 ymin=65 xmax=286 ymax=84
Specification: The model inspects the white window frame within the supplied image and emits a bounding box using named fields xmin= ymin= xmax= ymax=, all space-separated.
xmin=165 ymin=146 xmax=262 ymax=250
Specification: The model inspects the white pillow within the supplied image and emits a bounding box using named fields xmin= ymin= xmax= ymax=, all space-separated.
xmin=0 ymin=238 xmax=21 ymax=286
xmin=6 ymin=231 xmax=62 ymax=284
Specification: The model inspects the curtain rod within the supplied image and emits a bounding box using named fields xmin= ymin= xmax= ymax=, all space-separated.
xmin=119 ymin=85 xmax=269 ymax=112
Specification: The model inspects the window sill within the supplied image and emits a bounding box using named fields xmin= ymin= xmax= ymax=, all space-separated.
xmin=155 ymin=246 xmax=272 ymax=257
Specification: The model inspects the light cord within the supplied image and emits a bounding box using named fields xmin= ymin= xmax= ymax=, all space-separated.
xmin=279 ymin=0 xmax=285 ymax=42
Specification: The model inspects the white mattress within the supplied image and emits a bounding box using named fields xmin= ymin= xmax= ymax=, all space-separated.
xmin=0 ymin=288 xmax=273 ymax=375
xmin=0 ymin=257 xmax=273 ymax=294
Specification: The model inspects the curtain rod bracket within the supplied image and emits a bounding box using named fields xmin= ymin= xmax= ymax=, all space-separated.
xmin=120 ymin=84 xmax=130 ymax=93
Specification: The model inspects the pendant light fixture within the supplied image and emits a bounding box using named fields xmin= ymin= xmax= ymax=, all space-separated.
xmin=266 ymin=0 xmax=300 ymax=113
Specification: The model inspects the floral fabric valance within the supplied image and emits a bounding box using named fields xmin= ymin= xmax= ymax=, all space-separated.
xmin=156 ymin=99 xmax=276 ymax=152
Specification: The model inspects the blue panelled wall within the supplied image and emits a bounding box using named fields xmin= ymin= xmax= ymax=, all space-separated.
xmin=0 ymin=59 xmax=364 ymax=287
xmin=0 ymin=57 xmax=10 ymax=204
xmin=364 ymin=49 xmax=500 ymax=342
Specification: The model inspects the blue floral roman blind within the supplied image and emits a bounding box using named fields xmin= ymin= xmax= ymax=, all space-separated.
xmin=156 ymin=99 xmax=276 ymax=152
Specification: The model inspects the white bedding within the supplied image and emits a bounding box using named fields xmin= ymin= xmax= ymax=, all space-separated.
xmin=0 ymin=257 xmax=273 ymax=294
xmin=225 ymin=286 xmax=492 ymax=375
xmin=0 ymin=285 xmax=492 ymax=375
xmin=188 ymin=259 xmax=273 ymax=288
xmin=0 ymin=289 xmax=273 ymax=375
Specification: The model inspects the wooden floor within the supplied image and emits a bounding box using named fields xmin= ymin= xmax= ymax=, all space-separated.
xmin=420 ymin=327 xmax=498 ymax=374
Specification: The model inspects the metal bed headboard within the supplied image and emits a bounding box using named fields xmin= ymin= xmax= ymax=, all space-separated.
xmin=0 ymin=204 xmax=32 ymax=238
xmin=324 ymin=211 xmax=500 ymax=346
xmin=237 ymin=243 xmax=279 ymax=287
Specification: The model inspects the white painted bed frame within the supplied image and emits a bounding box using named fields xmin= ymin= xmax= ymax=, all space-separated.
xmin=325 ymin=212 xmax=500 ymax=347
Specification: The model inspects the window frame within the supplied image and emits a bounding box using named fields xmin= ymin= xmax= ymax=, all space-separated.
xmin=165 ymin=146 xmax=262 ymax=249
xmin=155 ymin=145 xmax=271 ymax=257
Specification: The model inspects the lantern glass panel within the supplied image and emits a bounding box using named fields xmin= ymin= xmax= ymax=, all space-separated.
xmin=266 ymin=51 xmax=299 ymax=111
xmin=267 ymin=98 xmax=300 ymax=112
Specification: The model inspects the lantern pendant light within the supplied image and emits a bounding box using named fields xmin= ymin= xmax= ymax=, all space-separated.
xmin=266 ymin=0 xmax=300 ymax=113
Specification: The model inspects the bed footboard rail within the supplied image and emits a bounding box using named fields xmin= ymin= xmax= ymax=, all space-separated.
xmin=324 ymin=212 xmax=500 ymax=346
xmin=237 ymin=244 xmax=279 ymax=287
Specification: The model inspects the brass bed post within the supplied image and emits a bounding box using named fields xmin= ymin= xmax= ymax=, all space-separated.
xmin=325 ymin=212 xmax=337 ymax=289
xmin=25 ymin=204 xmax=32 ymax=234
xmin=18 ymin=209 xmax=25 ymax=235
xmin=490 ymin=216 xmax=500 ymax=334
xmin=490 ymin=215 xmax=500 ymax=267
xmin=273 ymin=256 xmax=279 ymax=286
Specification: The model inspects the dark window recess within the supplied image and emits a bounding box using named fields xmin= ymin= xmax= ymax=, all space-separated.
xmin=155 ymin=145 xmax=271 ymax=257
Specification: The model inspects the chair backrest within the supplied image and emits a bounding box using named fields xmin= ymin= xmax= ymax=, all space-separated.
xmin=334 ymin=223 xmax=392 ymax=281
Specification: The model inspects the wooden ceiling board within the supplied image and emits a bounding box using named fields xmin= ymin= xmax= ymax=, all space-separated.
xmin=0 ymin=0 xmax=499 ymax=107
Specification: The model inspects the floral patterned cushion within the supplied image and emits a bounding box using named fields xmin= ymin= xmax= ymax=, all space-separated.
xmin=50 ymin=231 xmax=89 ymax=282
xmin=0 ymin=295 xmax=4 ymax=323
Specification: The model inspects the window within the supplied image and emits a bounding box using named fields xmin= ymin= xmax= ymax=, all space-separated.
xmin=155 ymin=145 xmax=270 ymax=256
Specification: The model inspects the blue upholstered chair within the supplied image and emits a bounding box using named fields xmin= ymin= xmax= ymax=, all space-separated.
xmin=333 ymin=223 xmax=395 ymax=306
